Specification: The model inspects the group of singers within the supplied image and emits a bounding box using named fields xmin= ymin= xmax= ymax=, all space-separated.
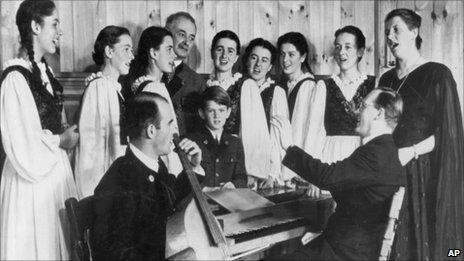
xmin=0 ymin=0 xmax=463 ymax=260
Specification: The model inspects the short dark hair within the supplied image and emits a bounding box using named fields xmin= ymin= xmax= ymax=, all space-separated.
xmin=211 ymin=30 xmax=241 ymax=57
xmin=92 ymin=26 xmax=130 ymax=66
xmin=373 ymin=87 xmax=403 ymax=129
xmin=335 ymin=25 xmax=366 ymax=50
xmin=277 ymin=32 xmax=313 ymax=74
xmin=242 ymin=38 xmax=277 ymax=69
xmin=125 ymin=92 xmax=168 ymax=139
xmin=385 ymin=8 xmax=422 ymax=49
xmin=165 ymin=11 xmax=196 ymax=30
xmin=334 ymin=25 xmax=366 ymax=62
xmin=200 ymin=87 xmax=231 ymax=110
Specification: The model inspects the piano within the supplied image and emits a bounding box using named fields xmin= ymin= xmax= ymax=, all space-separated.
xmin=165 ymin=187 xmax=334 ymax=260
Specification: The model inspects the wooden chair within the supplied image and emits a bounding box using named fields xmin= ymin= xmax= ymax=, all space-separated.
xmin=379 ymin=186 xmax=406 ymax=261
xmin=65 ymin=196 xmax=94 ymax=261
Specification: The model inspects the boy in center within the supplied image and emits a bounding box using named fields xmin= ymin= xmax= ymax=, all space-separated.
xmin=187 ymin=87 xmax=247 ymax=190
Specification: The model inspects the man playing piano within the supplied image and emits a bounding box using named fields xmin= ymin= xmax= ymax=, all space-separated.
xmin=268 ymin=87 xmax=406 ymax=260
xmin=90 ymin=92 xmax=204 ymax=260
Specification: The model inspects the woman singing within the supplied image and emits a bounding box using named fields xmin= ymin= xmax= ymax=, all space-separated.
xmin=0 ymin=0 xmax=79 ymax=258
xmin=242 ymin=38 xmax=291 ymax=186
xmin=277 ymin=32 xmax=317 ymax=185
xmin=74 ymin=26 xmax=134 ymax=197
xmin=308 ymin=26 xmax=375 ymax=196
xmin=379 ymin=8 xmax=464 ymax=260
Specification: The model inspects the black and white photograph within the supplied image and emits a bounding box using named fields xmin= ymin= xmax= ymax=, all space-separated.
xmin=0 ymin=0 xmax=463 ymax=260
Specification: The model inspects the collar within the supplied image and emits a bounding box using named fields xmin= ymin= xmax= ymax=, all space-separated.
xmin=129 ymin=143 xmax=159 ymax=172
xmin=174 ymin=60 xmax=182 ymax=68
xmin=4 ymin=58 xmax=54 ymax=95
xmin=206 ymin=126 xmax=223 ymax=142
xmin=332 ymin=73 xmax=367 ymax=101
xmin=131 ymin=75 xmax=160 ymax=93
xmin=87 ymin=71 xmax=122 ymax=94
xmin=206 ymin=72 xmax=242 ymax=90
xmin=332 ymin=73 xmax=367 ymax=87
xmin=258 ymin=77 xmax=275 ymax=93
xmin=287 ymin=72 xmax=314 ymax=93
xmin=3 ymin=58 xmax=32 ymax=70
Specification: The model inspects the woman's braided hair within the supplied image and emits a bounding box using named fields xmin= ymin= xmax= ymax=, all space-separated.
xmin=16 ymin=0 xmax=59 ymax=90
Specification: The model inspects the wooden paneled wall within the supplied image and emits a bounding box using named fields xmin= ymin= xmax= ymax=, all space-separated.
xmin=1 ymin=0 xmax=376 ymax=75
xmin=1 ymin=0 xmax=463 ymax=104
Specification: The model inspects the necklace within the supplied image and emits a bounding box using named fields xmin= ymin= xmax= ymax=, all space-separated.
xmin=393 ymin=56 xmax=425 ymax=93
xmin=394 ymin=73 xmax=410 ymax=93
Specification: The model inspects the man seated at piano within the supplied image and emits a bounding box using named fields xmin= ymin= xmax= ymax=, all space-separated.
xmin=268 ymin=87 xmax=406 ymax=260
xmin=187 ymin=86 xmax=247 ymax=191
xmin=90 ymin=92 xmax=205 ymax=260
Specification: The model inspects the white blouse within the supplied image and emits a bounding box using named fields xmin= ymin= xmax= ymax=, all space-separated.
xmin=0 ymin=58 xmax=77 ymax=260
xmin=74 ymin=74 xmax=126 ymax=197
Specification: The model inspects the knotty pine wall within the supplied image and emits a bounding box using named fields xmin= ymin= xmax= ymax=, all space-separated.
xmin=1 ymin=0 xmax=463 ymax=107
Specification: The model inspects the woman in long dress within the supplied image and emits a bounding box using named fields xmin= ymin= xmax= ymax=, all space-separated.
xmin=242 ymin=38 xmax=290 ymax=186
xmin=379 ymin=8 xmax=464 ymax=260
xmin=276 ymin=32 xmax=317 ymax=187
xmin=309 ymin=26 xmax=375 ymax=195
xmin=74 ymin=26 xmax=134 ymax=197
xmin=128 ymin=26 xmax=182 ymax=175
xmin=206 ymin=31 xmax=272 ymax=187
xmin=0 ymin=0 xmax=79 ymax=259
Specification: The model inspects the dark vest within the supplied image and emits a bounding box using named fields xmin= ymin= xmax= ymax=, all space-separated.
xmin=1 ymin=65 xmax=64 ymax=134
xmin=286 ymin=77 xmax=315 ymax=121
xmin=0 ymin=65 xmax=64 ymax=177
xmin=260 ymin=83 xmax=277 ymax=130
xmin=324 ymin=76 xmax=375 ymax=136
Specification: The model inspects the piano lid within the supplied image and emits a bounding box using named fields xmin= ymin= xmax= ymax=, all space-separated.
xmin=205 ymin=188 xmax=274 ymax=212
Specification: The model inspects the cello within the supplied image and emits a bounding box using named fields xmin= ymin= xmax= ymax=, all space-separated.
xmin=165 ymin=134 xmax=232 ymax=260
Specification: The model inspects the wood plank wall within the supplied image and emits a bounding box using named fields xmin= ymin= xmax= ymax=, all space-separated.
xmin=1 ymin=0 xmax=463 ymax=105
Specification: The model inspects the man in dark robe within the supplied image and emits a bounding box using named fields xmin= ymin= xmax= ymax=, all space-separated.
xmin=164 ymin=12 xmax=206 ymax=134
xmin=268 ymin=88 xmax=406 ymax=260
xmin=90 ymin=92 xmax=204 ymax=260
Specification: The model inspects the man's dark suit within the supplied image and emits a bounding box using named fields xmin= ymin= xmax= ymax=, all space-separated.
xmin=186 ymin=125 xmax=247 ymax=188
xmin=278 ymin=134 xmax=406 ymax=260
xmin=162 ymin=62 xmax=206 ymax=134
xmin=90 ymin=148 xmax=197 ymax=260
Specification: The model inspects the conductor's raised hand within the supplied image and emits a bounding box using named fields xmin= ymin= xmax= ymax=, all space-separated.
xmin=178 ymin=138 xmax=202 ymax=168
